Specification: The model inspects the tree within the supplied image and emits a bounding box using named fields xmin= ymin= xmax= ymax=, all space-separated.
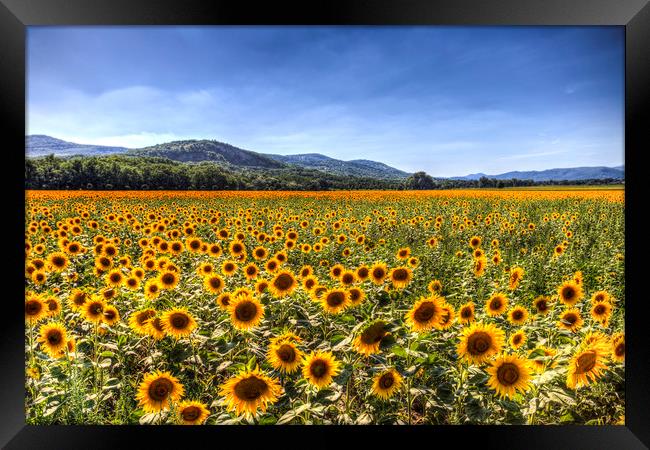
xmin=404 ymin=171 xmax=436 ymax=190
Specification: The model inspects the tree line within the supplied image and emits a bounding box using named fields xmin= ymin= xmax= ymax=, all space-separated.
xmin=25 ymin=156 xmax=623 ymax=191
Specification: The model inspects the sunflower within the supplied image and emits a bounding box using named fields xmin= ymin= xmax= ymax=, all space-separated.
xmin=590 ymin=300 xmax=613 ymax=326
xmin=38 ymin=322 xmax=67 ymax=358
xmin=611 ymin=333 xmax=625 ymax=362
xmin=177 ymin=400 xmax=210 ymax=425
xmin=144 ymin=279 xmax=162 ymax=300
xmin=128 ymin=308 xmax=157 ymax=335
xmin=438 ymin=303 xmax=456 ymax=330
xmin=557 ymin=281 xmax=584 ymax=306
xmin=321 ymin=288 xmax=350 ymax=314
xmin=353 ymin=321 xmax=389 ymax=356
xmin=558 ymin=308 xmax=584 ymax=333
xmin=102 ymin=305 xmax=120 ymax=326
xmin=161 ymin=308 xmax=197 ymax=339
xmin=347 ymin=287 xmax=365 ymax=306
xmin=136 ymin=371 xmax=185 ymax=412
xmin=509 ymin=330 xmax=526 ymax=349
xmin=339 ymin=270 xmax=357 ymax=286
xmin=298 ymin=265 xmax=314 ymax=279
xmin=301 ymin=275 xmax=319 ymax=292
xmin=532 ymin=295 xmax=552 ymax=315
xmin=329 ymin=264 xmax=344 ymax=280
xmin=243 ymin=263 xmax=260 ymax=281
xmin=485 ymin=293 xmax=508 ymax=317
xmin=371 ymin=368 xmax=403 ymax=400
xmin=302 ymin=351 xmax=341 ymax=389
xmin=388 ymin=266 xmax=413 ymax=290
xmin=212 ymin=363 xmax=276 ymax=416
xmin=486 ymin=354 xmax=533 ymax=399
xmin=458 ymin=302 xmax=476 ymax=325
xmin=396 ymin=247 xmax=411 ymax=260
xmin=591 ymin=290 xmax=612 ymax=304
xmin=158 ymin=270 xmax=180 ymax=290
xmin=267 ymin=340 xmax=303 ymax=373
xmin=507 ymin=306 xmax=529 ymax=325
xmin=369 ymin=262 xmax=388 ymax=284
xmin=469 ymin=236 xmax=482 ymax=248
xmin=221 ymin=260 xmax=238 ymax=276
xmin=566 ymin=345 xmax=608 ymax=390
xmin=457 ymin=322 xmax=505 ymax=365
xmin=269 ymin=270 xmax=298 ymax=298
xmin=473 ymin=256 xmax=487 ymax=277
xmin=255 ymin=279 xmax=269 ymax=295
xmin=428 ymin=280 xmax=443 ymax=295
xmin=25 ymin=294 xmax=47 ymax=323
xmin=229 ymin=240 xmax=246 ymax=258
xmin=105 ymin=268 xmax=124 ymax=287
xmin=203 ymin=274 xmax=225 ymax=294
xmin=82 ymin=297 xmax=106 ymax=323
xmin=47 ymin=252 xmax=69 ymax=272
xmin=146 ymin=316 xmax=167 ymax=340
xmin=355 ymin=265 xmax=370 ymax=281
xmin=405 ymin=296 xmax=444 ymax=332
xmin=264 ymin=258 xmax=280 ymax=273
xmin=31 ymin=270 xmax=47 ymax=285
xmin=43 ymin=297 xmax=61 ymax=317
xmin=228 ymin=294 xmax=264 ymax=330
xmin=508 ymin=267 xmax=524 ymax=290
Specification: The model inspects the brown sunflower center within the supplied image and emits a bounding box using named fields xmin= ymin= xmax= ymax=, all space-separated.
xmin=563 ymin=313 xmax=578 ymax=324
xmin=47 ymin=330 xmax=62 ymax=345
xmin=25 ymin=300 xmax=43 ymax=315
xmin=372 ymin=268 xmax=385 ymax=279
xmin=273 ymin=273 xmax=294 ymax=291
xmin=232 ymin=244 xmax=243 ymax=253
xmin=104 ymin=309 xmax=116 ymax=321
xmin=615 ymin=342 xmax=625 ymax=357
xmin=496 ymin=363 xmax=520 ymax=386
xmin=305 ymin=279 xmax=316 ymax=289
xmin=594 ymin=305 xmax=606 ymax=315
xmin=234 ymin=376 xmax=268 ymax=401
xmin=181 ymin=406 xmax=201 ymax=421
xmin=209 ymin=277 xmax=222 ymax=289
xmin=361 ymin=323 xmax=387 ymax=345
xmin=51 ymin=256 xmax=66 ymax=267
xmin=326 ymin=291 xmax=345 ymax=307
xmin=332 ymin=268 xmax=342 ymax=277
xmin=562 ymin=286 xmax=576 ymax=300
xmin=512 ymin=310 xmax=524 ymax=320
xmin=170 ymin=313 xmax=190 ymax=329
xmin=490 ymin=298 xmax=503 ymax=310
xmin=224 ymin=263 xmax=235 ymax=272
xmin=246 ymin=266 xmax=257 ymax=275
xmin=89 ymin=302 xmax=103 ymax=316
xmin=137 ymin=310 xmax=156 ymax=326
xmin=341 ymin=273 xmax=355 ymax=284
xmin=536 ymin=300 xmax=548 ymax=312
xmin=234 ymin=301 xmax=258 ymax=322
xmin=148 ymin=378 xmax=174 ymax=402
xmin=349 ymin=289 xmax=362 ymax=302
xmin=309 ymin=359 xmax=329 ymax=378
xmin=190 ymin=241 xmax=200 ymax=250
xmin=467 ymin=332 xmax=492 ymax=355
xmin=414 ymin=302 xmax=436 ymax=323
xmin=110 ymin=273 xmax=121 ymax=282
xmin=151 ymin=317 xmax=164 ymax=332
xmin=161 ymin=273 xmax=176 ymax=285
xmin=392 ymin=269 xmax=408 ymax=281
xmin=276 ymin=344 xmax=296 ymax=363
xmin=379 ymin=372 xmax=395 ymax=389
xmin=512 ymin=334 xmax=523 ymax=345
xmin=461 ymin=307 xmax=472 ymax=318
xmin=576 ymin=351 xmax=597 ymax=374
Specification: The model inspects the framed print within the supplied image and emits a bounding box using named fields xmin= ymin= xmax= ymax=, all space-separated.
xmin=2 ymin=0 xmax=649 ymax=448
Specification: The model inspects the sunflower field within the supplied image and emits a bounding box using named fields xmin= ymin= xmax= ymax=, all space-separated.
xmin=24 ymin=189 xmax=625 ymax=425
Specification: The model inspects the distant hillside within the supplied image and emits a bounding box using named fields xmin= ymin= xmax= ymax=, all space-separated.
xmin=26 ymin=135 xmax=128 ymax=157
xmin=268 ymin=153 xmax=410 ymax=179
xmin=128 ymin=140 xmax=286 ymax=169
xmin=454 ymin=166 xmax=624 ymax=182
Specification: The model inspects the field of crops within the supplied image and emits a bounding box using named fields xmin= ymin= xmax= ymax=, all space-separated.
xmin=24 ymin=189 xmax=625 ymax=425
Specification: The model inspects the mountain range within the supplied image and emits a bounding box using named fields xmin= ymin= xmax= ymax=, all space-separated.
xmin=25 ymin=135 xmax=624 ymax=182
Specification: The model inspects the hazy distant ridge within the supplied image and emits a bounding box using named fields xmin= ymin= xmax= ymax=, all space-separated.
xmin=452 ymin=166 xmax=624 ymax=182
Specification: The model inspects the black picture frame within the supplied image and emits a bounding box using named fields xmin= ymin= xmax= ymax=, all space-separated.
xmin=3 ymin=1 xmax=648 ymax=448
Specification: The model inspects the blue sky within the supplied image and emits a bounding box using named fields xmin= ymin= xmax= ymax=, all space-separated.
xmin=27 ymin=26 xmax=624 ymax=177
